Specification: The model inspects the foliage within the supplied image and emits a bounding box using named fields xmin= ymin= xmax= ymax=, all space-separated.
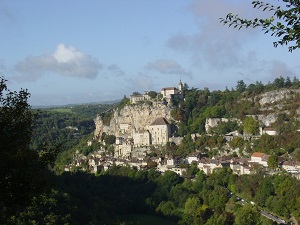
xmin=243 ymin=116 xmax=259 ymax=135
xmin=8 ymin=189 xmax=74 ymax=225
xmin=220 ymin=0 xmax=300 ymax=52
xmin=236 ymin=80 xmax=246 ymax=93
xmin=0 ymin=77 xmax=55 ymax=222
xmin=267 ymin=154 xmax=279 ymax=169
xmin=30 ymin=110 xmax=95 ymax=151
xmin=118 ymin=95 xmax=130 ymax=110
xmin=104 ymin=134 xmax=116 ymax=145
xmin=234 ymin=204 xmax=261 ymax=225
xmin=0 ymin=78 xmax=44 ymax=210
xmin=148 ymin=91 xmax=157 ymax=99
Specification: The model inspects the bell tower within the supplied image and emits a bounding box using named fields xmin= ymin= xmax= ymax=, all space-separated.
xmin=178 ymin=79 xmax=183 ymax=93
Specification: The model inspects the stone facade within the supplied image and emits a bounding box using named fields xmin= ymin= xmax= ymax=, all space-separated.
xmin=94 ymin=101 xmax=175 ymax=154
xmin=149 ymin=118 xmax=170 ymax=145
xmin=132 ymin=130 xmax=151 ymax=147
xmin=161 ymin=80 xmax=184 ymax=100
xmin=130 ymin=92 xmax=152 ymax=104
xmin=94 ymin=102 xmax=173 ymax=139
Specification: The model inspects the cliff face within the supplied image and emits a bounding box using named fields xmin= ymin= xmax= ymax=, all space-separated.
xmin=258 ymin=89 xmax=300 ymax=106
xmin=94 ymin=102 xmax=174 ymax=139
xmin=253 ymin=88 xmax=300 ymax=126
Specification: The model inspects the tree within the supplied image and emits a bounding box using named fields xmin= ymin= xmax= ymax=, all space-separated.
xmin=273 ymin=76 xmax=285 ymax=88
xmin=147 ymin=91 xmax=157 ymax=99
xmin=234 ymin=204 xmax=261 ymax=225
xmin=236 ymin=80 xmax=246 ymax=93
xmin=220 ymin=0 xmax=300 ymax=52
xmin=267 ymin=154 xmax=279 ymax=169
xmin=243 ymin=116 xmax=259 ymax=135
xmin=0 ymin=77 xmax=48 ymax=216
xmin=104 ymin=134 xmax=116 ymax=145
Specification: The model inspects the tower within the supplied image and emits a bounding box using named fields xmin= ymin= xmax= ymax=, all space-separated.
xmin=178 ymin=79 xmax=183 ymax=93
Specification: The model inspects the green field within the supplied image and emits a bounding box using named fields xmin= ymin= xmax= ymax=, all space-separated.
xmin=48 ymin=108 xmax=73 ymax=113
xmin=124 ymin=214 xmax=178 ymax=225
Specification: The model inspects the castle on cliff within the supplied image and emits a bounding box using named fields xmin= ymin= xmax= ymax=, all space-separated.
xmin=130 ymin=80 xmax=184 ymax=104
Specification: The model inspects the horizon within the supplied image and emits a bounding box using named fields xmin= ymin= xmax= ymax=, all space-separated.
xmin=1 ymin=0 xmax=299 ymax=106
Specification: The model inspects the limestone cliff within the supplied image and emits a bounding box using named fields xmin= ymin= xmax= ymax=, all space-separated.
xmin=251 ymin=88 xmax=300 ymax=126
xmin=94 ymin=102 xmax=174 ymax=140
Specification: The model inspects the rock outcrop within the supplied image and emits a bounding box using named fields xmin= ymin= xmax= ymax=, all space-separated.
xmin=252 ymin=88 xmax=300 ymax=125
xmin=257 ymin=89 xmax=300 ymax=106
xmin=94 ymin=102 xmax=174 ymax=140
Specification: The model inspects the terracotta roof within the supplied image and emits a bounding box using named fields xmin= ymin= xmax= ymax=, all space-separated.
xmin=251 ymin=152 xmax=265 ymax=158
xmin=150 ymin=117 xmax=169 ymax=126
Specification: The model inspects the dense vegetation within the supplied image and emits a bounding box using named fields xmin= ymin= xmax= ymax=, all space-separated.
xmin=170 ymin=76 xmax=300 ymax=158
xmin=5 ymin=165 xmax=300 ymax=224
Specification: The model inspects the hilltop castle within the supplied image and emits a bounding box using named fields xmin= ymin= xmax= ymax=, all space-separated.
xmin=130 ymin=80 xmax=184 ymax=104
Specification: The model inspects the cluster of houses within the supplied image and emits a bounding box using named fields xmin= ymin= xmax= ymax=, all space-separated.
xmin=65 ymin=149 xmax=300 ymax=179
xmin=65 ymin=81 xmax=300 ymax=180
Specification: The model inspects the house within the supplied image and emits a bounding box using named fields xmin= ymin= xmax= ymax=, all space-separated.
xmin=161 ymin=80 xmax=183 ymax=100
xmin=132 ymin=129 xmax=151 ymax=147
xmin=261 ymin=154 xmax=270 ymax=167
xmin=261 ymin=127 xmax=277 ymax=136
xmin=119 ymin=123 xmax=131 ymax=134
xmin=240 ymin=165 xmax=251 ymax=175
xmin=251 ymin=152 xmax=266 ymax=164
xmin=115 ymin=138 xmax=133 ymax=159
xmin=170 ymin=167 xmax=186 ymax=176
xmin=130 ymin=92 xmax=151 ymax=104
xmin=282 ymin=161 xmax=300 ymax=173
xmin=149 ymin=118 xmax=171 ymax=145
xmin=197 ymin=157 xmax=230 ymax=175
xmin=230 ymin=158 xmax=250 ymax=175
xmin=185 ymin=152 xmax=200 ymax=164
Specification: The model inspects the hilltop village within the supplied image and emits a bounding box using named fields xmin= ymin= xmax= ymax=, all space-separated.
xmin=65 ymin=81 xmax=300 ymax=179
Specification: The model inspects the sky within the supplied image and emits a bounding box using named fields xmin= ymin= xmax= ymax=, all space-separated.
xmin=0 ymin=0 xmax=299 ymax=106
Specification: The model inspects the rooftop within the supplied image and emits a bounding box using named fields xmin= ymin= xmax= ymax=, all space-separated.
xmin=251 ymin=152 xmax=265 ymax=158
xmin=150 ymin=117 xmax=169 ymax=126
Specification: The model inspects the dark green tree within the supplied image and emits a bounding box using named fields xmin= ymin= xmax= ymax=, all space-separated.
xmin=267 ymin=154 xmax=279 ymax=169
xmin=147 ymin=91 xmax=157 ymax=99
xmin=236 ymin=80 xmax=246 ymax=93
xmin=234 ymin=204 xmax=261 ymax=225
xmin=0 ymin=77 xmax=48 ymax=219
xmin=104 ymin=134 xmax=116 ymax=145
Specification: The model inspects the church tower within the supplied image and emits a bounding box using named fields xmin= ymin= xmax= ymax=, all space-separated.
xmin=178 ymin=79 xmax=183 ymax=93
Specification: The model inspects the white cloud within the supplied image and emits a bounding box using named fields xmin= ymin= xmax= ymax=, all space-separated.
xmin=145 ymin=59 xmax=192 ymax=77
xmin=14 ymin=44 xmax=103 ymax=81
xmin=53 ymin=44 xmax=84 ymax=63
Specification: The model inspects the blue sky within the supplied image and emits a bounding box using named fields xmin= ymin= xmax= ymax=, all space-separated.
xmin=0 ymin=0 xmax=299 ymax=106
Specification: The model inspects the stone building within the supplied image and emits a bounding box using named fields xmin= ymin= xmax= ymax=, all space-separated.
xmin=130 ymin=91 xmax=152 ymax=104
xmin=132 ymin=129 xmax=151 ymax=147
xmin=149 ymin=117 xmax=170 ymax=145
xmin=161 ymin=80 xmax=184 ymax=100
